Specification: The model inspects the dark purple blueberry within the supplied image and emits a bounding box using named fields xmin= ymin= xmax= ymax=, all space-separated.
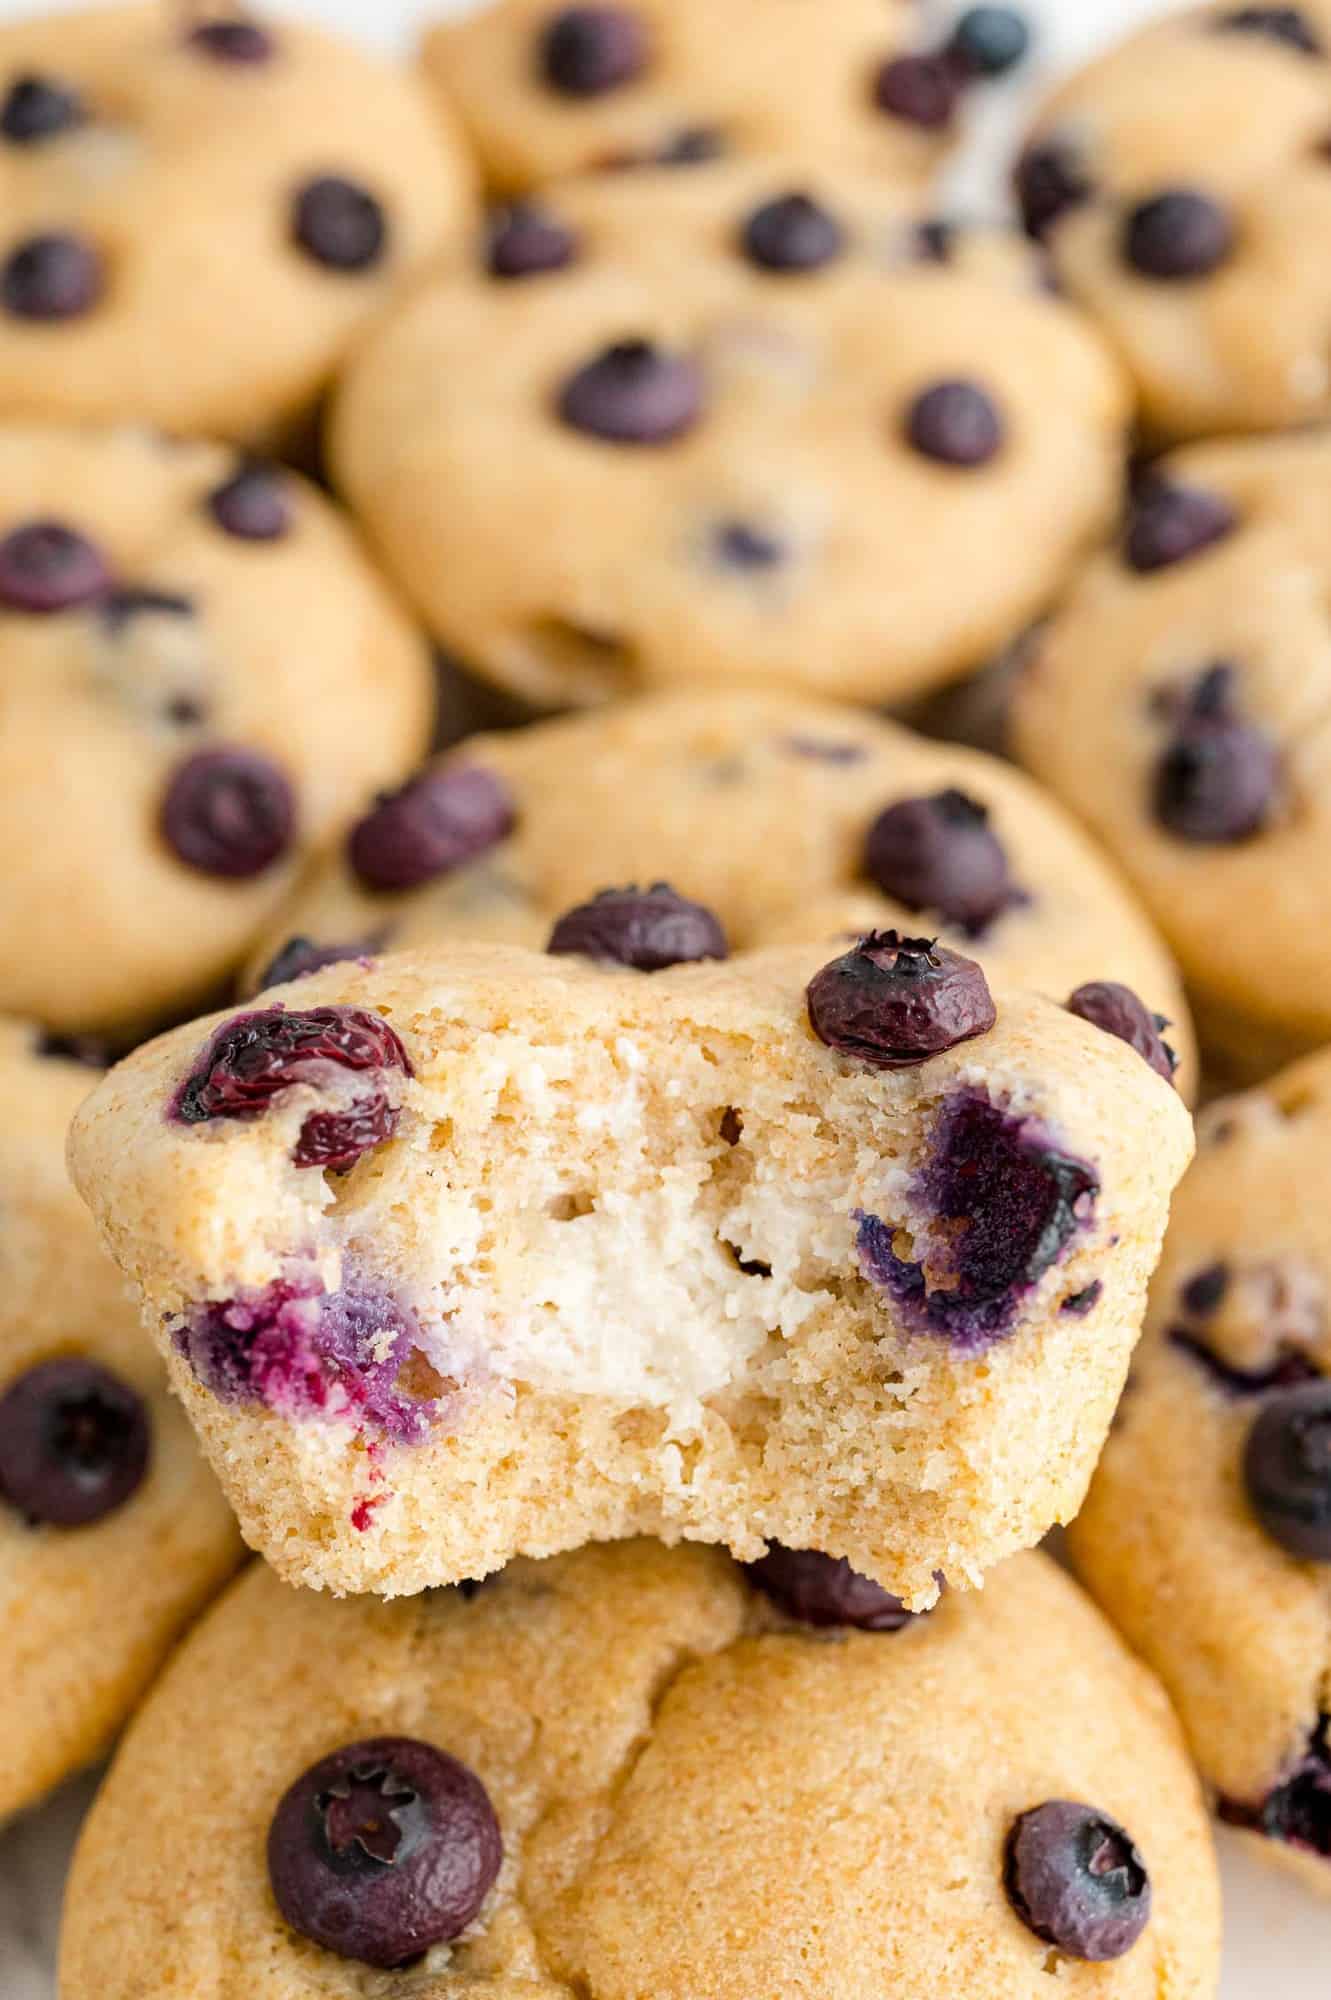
xmin=807 ymin=931 xmax=996 ymax=1070
xmin=1214 ymin=7 xmax=1321 ymax=54
xmin=186 ymin=18 xmax=276 ymax=62
xmin=0 ymin=1359 xmax=150 ymax=1528
xmin=557 ymin=339 xmax=703 ymax=445
xmin=258 ymin=935 xmax=375 ymax=991
xmin=1123 ymin=481 xmax=1237 ymax=572
xmin=538 ymin=6 xmax=651 ymax=95
xmin=1062 ymin=1281 xmax=1103 ymax=1315
xmin=160 ymin=747 xmax=295 ymax=879
xmin=1 ymin=231 xmax=104 ymax=319
xmin=0 ymin=73 xmax=84 ymax=143
xmin=175 ymin=1006 xmax=411 ymax=1172
xmin=1182 ymin=1263 xmax=1229 ymax=1316
xmin=180 ymin=1276 xmax=434 ymax=1441
xmin=1066 ymin=981 xmax=1178 ymax=1083
xmin=1005 ymin=1801 xmax=1151 ymax=1961
xmin=101 ymin=586 xmax=193 ymax=632
xmin=36 ymin=1030 xmax=112 ymax=1068
xmin=946 ymin=7 xmax=1032 ymax=77
xmin=1123 ymin=189 xmax=1234 ymax=280
xmin=856 ymin=1091 xmax=1097 ymax=1349
xmin=740 ymin=192 xmax=845 ymax=274
xmin=1015 ymin=137 xmax=1093 ymax=239
xmin=863 ymin=789 xmax=1014 ymax=933
xmin=0 ymin=520 xmax=110 ymax=612
xmin=904 ymin=379 xmax=1004 ymax=467
xmin=1244 ymin=1382 xmax=1331 ymax=1559
xmin=268 ymin=1737 xmax=502 ymax=1968
xmin=486 ymin=202 xmax=578 ymax=279
xmin=292 ymin=176 xmax=387 ymax=273
xmin=547 ymin=883 xmax=727 ymax=970
xmin=714 ymin=520 xmax=785 ymax=570
xmin=1153 ymin=715 xmax=1277 ymax=844
xmin=873 ymin=52 xmax=961 ymax=128
xmin=1220 ymin=1719 xmax=1331 ymax=1857
xmin=349 ymin=765 xmax=515 ymax=892
xmin=207 ymin=460 xmax=293 ymax=541
xmin=745 ymin=1545 xmax=919 ymax=1630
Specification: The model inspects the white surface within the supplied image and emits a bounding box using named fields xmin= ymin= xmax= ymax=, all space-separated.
xmin=1 ymin=0 xmax=1328 ymax=1993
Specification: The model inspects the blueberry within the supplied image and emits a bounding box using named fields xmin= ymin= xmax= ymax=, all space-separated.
xmin=872 ymin=53 xmax=961 ymax=128
xmin=1015 ymin=138 xmax=1093 ymax=240
xmin=904 ymin=379 xmax=1004 ymax=467
xmin=0 ymin=1359 xmax=150 ymax=1528
xmin=1 ymin=231 xmax=104 ymax=319
xmin=806 ymin=931 xmax=996 ymax=1070
xmin=1214 ymin=8 xmax=1321 ymax=55
xmin=1005 ymin=1801 xmax=1152 ymax=1961
xmin=538 ymin=6 xmax=651 ymax=95
xmin=740 ymin=192 xmax=845 ymax=274
xmin=1182 ymin=1263 xmax=1229 ymax=1316
xmin=947 ymin=8 xmax=1032 ymax=78
xmin=1244 ymin=1382 xmax=1331 ymax=1559
xmin=486 ymin=202 xmax=578 ymax=279
xmin=267 ymin=1737 xmax=502 ymax=1967
xmin=349 ymin=765 xmax=515 ymax=893
xmin=863 ymin=789 xmax=1013 ymax=933
xmin=856 ymin=1092 xmax=1097 ymax=1349
xmin=0 ymin=520 xmax=110 ymax=612
xmin=1123 ymin=189 xmax=1234 ymax=279
xmin=181 ymin=1277 xmax=435 ymax=1441
xmin=0 ymin=74 xmax=84 ymax=143
xmin=207 ymin=460 xmax=293 ymax=541
xmin=186 ymin=19 xmax=275 ymax=62
xmin=1066 ymin=981 xmax=1178 ymax=1083
xmin=160 ymin=748 xmax=295 ymax=878
xmin=1153 ymin=712 xmax=1277 ymax=844
xmin=1220 ymin=1718 xmax=1331 ymax=1857
xmin=744 ymin=1545 xmax=920 ymax=1629
xmin=557 ymin=339 xmax=704 ymax=445
xmin=714 ymin=520 xmax=785 ymax=570
xmin=1123 ymin=482 xmax=1237 ymax=572
xmin=292 ymin=177 xmax=387 ymax=272
xmin=547 ymin=882 xmax=727 ymax=970
xmin=175 ymin=1006 xmax=412 ymax=1173
xmin=257 ymin=936 xmax=375 ymax=991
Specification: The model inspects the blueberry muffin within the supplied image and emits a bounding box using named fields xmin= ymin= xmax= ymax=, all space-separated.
xmin=0 ymin=422 xmax=433 ymax=1038
xmin=0 ymin=1018 xmax=240 ymax=1823
xmin=330 ymin=173 xmax=1127 ymax=711
xmin=1011 ymin=428 xmax=1331 ymax=1079
xmin=423 ymin=0 xmax=1020 ymax=195
xmin=0 ymin=3 xmax=473 ymax=444
xmin=1069 ymin=1043 xmax=1331 ymax=1895
xmin=59 ymin=1542 xmax=1220 ymax=1997
xmin=1017 ymin=2 xmax=1331 ymax=441
xmin=246 ymin=687 xmax=1196 ymax=1095
xmin=68 ymin=933 xmax=1192 ymax=1603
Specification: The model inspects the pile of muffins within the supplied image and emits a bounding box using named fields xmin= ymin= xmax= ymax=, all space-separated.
xmin=6 ymin=2 xmax=1331 ymax=1992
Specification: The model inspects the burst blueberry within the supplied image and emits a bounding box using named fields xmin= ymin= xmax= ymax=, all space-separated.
xmin=807 ymin=931 xmax=996 ymax=1070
